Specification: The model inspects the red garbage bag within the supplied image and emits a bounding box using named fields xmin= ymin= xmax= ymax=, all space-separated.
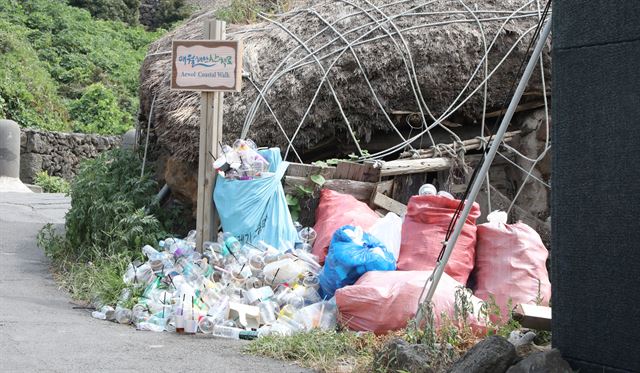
xmin=473 ymin=220 xmax=551 ymax=319
xmin=312 ymin=189 xmax=379 ymax=264
xmin=335 ymin=270 xmax=486 ymax=335
xmin=397 ymin=195 xmax=481 ymax=285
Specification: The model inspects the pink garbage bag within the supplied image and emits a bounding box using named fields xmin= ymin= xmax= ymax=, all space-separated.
xmin=312 ymin=189 xmax=379 ymax=264
xmin=397 ymin=195 xmax=481 ymax=285
xmin=472 ymin=219 xmax=551 ymax=320
xmin=335 ymin=270 xmax=486 ymax=335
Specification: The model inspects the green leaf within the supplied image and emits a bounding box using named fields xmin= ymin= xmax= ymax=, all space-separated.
xmin=309 ymin=174 xmax=326 ymax=186
xmin=296 ymin=185 xmax=313 ymax=195
xmin=286 ymin=194 xmax=299 ymax=206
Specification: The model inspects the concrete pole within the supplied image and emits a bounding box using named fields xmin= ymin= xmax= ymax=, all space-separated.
xmin=121 ymin=129 xmax=137 ymax=150
xmin=0 ymin=119 xmax=31 ymax=193
xmin=0 ymin=119 xmax=20 ymax=178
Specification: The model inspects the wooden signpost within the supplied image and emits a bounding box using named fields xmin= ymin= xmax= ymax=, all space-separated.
xmin=171 ymin=20 xmax=243 ymax=250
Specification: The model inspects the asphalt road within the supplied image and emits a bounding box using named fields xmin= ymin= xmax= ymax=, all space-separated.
xmin=0 ymin=192 xmax=309 ymax=373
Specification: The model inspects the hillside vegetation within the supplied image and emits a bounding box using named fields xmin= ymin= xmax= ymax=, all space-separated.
xmin=0 ymin=0 xmax=163 ymax=134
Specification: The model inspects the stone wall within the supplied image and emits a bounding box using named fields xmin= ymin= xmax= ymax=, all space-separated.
xmin=19 ymin=128 xmax=121 ymax=183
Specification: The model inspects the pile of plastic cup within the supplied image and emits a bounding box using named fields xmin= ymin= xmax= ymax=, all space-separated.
xmin=213 ymin=139 xmax=270 ymax=180
xmin=92 ymin=226 xmax=335 ymax=339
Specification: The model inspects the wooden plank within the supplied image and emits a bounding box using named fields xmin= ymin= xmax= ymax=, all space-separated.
xmin=369 ymin=179 xmax=393 ymax=209
xmin=381 ymin=157 xmax=452 ymax=177
xmin=372 ymin=193 xmax=407 ymax=216
xmin=376 ymin=179 xmax=394 ymax=196
xmin=286 ymin=162 xmax=336 ymax=178
xmin=334 ymin=161 xmax=381 ymax=182
xmin=283 ymin=176 xmax=375 ymax=202
xmin=514 ymin=304 xmax=551 ymax=331
xmin=196 ymin=19 xmax=225 ymax=251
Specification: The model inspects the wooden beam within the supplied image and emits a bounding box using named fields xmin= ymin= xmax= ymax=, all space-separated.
xmin=286 ymin=162 xmax=336 ymax=179
xmin=399 ymin=131 xmax=520 ymax=159
xmin=334 ymin=161 xmax=381 ymax=182
xmin=380 ymin=157 xmax=452 ymax=176
xmin=372 ymin=193 xmax=407 ymax=216
xmin=196 ymin=19 xmax=225 ymax=251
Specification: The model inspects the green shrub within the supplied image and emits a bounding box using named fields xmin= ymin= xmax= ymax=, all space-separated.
xmin=0 ymin=20 xmax=69 ymax=131
xmin=216 ymin=0 xmax=292 ymax=24
xmin=34 ymin=171 xmax=71 ymax=193
xmin=150 ymin=0 xmax=193 ymax=30
xmin=68 ymin=0 xmax=140 ymax=25
xmin=64 ymin=148 xmax=165 ymax=259
xmin=0 ymin=0 xmax=163 ymax=134
xmin=70 ymin=83 xmax=133 ymax=134
xmin=37 ymin=148 xmax=172 ymax=304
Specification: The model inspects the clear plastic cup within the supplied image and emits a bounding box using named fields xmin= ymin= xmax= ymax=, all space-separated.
xmin=298 ymin=227 xmax=317 ymax=245
xmin=259 ymin=301 xmax=278 ymax=325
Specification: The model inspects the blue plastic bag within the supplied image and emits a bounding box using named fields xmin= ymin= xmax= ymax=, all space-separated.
xmin=213 ymin=148 xmax=298 ymax=248
xmin=319 ymin=225 xmax=396 ymax=298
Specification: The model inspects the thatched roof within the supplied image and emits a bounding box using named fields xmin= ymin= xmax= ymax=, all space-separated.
xmin=139 ymin=0 xmax=550 ymax=163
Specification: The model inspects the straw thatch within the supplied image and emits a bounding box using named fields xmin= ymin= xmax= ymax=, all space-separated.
xmin=139 ymin=0 xmax=550 ymax=164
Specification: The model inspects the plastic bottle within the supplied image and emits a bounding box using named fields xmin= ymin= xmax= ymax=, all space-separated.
xmin=219 ymin=232 xmax=242 ymax=256
xmin=137 ymin=314 xmax=167 ymax=332
xmin=212 ymin=325 xmax=242 ymax=339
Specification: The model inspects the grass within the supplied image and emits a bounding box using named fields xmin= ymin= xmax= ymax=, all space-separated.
xmin=245 ymin=329 xmax=390 ymax=372
xmin=37 ymin=224 xmax=141 ymax=306
xmin=34 ymin=171 xmax=71 ymax=193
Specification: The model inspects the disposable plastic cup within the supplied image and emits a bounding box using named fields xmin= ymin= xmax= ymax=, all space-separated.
xmin=419 ymin=183 xmax=437 ymax=196
xmin=298 ymin=228 xmax=317 ymax=245
xmin=259 ymin=302 xmax=278 ymax=325
xmin=175 ymin=315 xmax=185 ymax=334
xmin=184 ymin=319 xmax=198 ymax=334
xmin=437 ymin=190 xmax=454 ymax=199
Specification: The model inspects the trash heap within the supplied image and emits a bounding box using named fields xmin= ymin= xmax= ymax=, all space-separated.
xmin=213 ymin=139 xmax=271 ymax=180
xmin=91 ymin=139 xmax=552 ymax=339
xmin=92 ymin=227 xmax=337 ymax=339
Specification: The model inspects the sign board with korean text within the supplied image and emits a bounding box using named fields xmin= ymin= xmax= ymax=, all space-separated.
xmin=171 ymin=40 xmax=243 ymax=92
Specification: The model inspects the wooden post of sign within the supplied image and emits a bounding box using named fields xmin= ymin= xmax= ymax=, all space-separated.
xmin=195 ymin=19 xmax=226 ymax=251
